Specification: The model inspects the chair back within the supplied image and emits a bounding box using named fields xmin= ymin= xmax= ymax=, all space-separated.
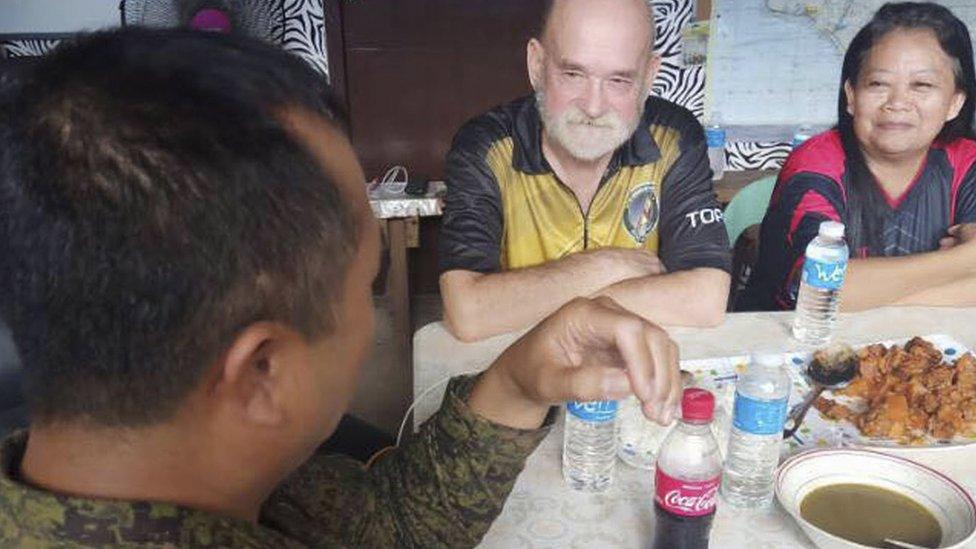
xmin=724 ymin=174 xmax=778 ymax=311
xmin=724 ymin=174 xmax=777 ymax=247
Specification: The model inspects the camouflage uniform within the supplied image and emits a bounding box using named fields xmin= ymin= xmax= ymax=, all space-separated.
xmin=0 ymin=376 xmax=554 ymax=548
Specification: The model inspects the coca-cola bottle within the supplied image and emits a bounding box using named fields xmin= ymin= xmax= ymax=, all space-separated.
xmin=652 ymin=388 xmax=722 ymax=549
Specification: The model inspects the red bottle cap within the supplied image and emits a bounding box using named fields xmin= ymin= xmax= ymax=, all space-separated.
xmin=681 ymin=388 xmax=714 ymax=422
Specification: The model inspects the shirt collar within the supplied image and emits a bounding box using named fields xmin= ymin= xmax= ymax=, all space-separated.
xmin=511 ymin=95 xmax=661 ymax=176
xmin=0 ymin=430 xmax=298 ymax=546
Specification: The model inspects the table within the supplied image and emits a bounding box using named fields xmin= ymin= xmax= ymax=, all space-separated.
xmin=413 ymin=306 xmax=976 ymax=548
xmin=369 ymin=182 xmax=444 ymax=418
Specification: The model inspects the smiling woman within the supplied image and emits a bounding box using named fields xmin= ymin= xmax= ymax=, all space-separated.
xmin=838 ymin=9 xmax=974 ymax=254
xmin=741 ymin=2 xmax=976 ymax=313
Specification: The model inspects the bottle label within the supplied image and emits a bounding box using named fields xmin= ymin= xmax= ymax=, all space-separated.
xmin=566 ymin=400 xmax=618 ymax=422
xmin=705 ymin=127 xmax=726 ymax=148
xmin=654 ymin=469 xmax=720 ymax=517
xmin=732 ymin=392 xmax=788 ymax=435
xmin=801 ymin=257 xmax=847 ymax=290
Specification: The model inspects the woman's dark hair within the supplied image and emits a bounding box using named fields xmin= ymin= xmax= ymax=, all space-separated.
xmin=837 ymin=2 xmax=976 ymax=253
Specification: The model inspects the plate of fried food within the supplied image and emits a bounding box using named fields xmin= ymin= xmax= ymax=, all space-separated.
xmin=681 ymin=335 xmax=976 ymax=454
xmin=811 ymin=335 xmax=976 ymax=450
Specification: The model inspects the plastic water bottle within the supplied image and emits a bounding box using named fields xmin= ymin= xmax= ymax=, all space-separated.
xmin=720 ymin=353 xmax=791 ymax=508
xmin=618 ymin=374 xmax=729 ymax=469
xmin=563 ymin=400 xmax=618 ymax=492
xmin=792 ymin=221 xmax=849 ymax=346
xmin=617 ymin=395 xmax=670 ymax=469
xmin=705 ymin=113 xmax=726 ymax=181
xmin=653 ymin=388 xmax=722 ymax=549
xmin=791 ymin=124 xmax=814 ymax=149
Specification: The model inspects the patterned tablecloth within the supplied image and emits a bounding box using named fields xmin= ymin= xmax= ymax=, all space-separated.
xmin=478 ymin=416 xmax=976 ymax=548
xmin=412 ymin=307 xmax=976 ymax=548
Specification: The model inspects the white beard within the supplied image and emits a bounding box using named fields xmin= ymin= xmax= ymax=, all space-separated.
xmin=536 ymin=88 xmax=645 ymax=162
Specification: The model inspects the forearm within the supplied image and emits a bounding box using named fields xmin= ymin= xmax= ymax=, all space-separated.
xmin=440 ymin=250 xmax=637 ymax=341
xmin=266 ymin=376 xmax=549 ymax=548
xmin=365 ymin=375 xmax=550 ymax=546
xmin=468 ymin=352 xmax=551 ymax=429
xmin=596 ymin=268 xmax=730 ymax=327
xmin=840 ymin=246 xmax=976 ymax=311
xmin=893 ymin=273 xmax=976 ymax=307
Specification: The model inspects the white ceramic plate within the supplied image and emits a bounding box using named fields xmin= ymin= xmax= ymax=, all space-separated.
xmin=681 ymin=334 xmax=976 ymax=454
xmin=775 ymin=448 xmax=976 ymax=549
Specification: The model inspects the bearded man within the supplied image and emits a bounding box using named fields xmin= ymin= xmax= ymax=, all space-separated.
xmin=438 ymin=0 xmax=733 ymax=341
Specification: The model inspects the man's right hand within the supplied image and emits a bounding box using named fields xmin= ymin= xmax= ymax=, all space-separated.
xmin=590 ymin=247 xmax=666 ymax=281
xmin=467 ymin=296 xmax=681 ymax=430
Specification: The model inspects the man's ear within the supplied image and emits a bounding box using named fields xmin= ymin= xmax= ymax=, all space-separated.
xmin=527 ymin=38 xmax=545 ymax=91
xmin=644 ymin=53 xmax=662 ymax=96
xmin=211 ymin=321 xmax=303 ymax=428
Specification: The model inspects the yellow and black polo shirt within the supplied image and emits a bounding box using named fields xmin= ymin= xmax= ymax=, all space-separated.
xmin=438 ymin=95 xmax=730 ymax=274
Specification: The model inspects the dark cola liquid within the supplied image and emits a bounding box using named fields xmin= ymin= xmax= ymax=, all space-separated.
xmin=651 ymin=502 xmax=715 ymax=549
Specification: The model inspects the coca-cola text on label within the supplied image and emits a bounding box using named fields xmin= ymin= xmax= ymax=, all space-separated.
xmin=655 ymin=469 xmax=720 ymax=517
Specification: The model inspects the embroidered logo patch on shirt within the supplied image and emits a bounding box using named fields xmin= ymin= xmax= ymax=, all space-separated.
xmin=623 ymin=182 xmax=659 ymax=243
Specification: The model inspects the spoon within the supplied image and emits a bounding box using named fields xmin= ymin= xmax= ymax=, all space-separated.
xmin=882 ymin=539 xmax=931 ymax=549
xmin=782 ymin=344 xmax=858 ymax=440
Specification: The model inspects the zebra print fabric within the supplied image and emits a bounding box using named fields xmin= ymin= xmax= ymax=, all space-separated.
xmin=1 ymin=39 xmax=60 ymax=58
xmin=727 ymin=141 xmax=792 ymax=171
xmin=649 ymin=0 xmax=785 ymax=170
xmin=650 ymin=0 xmax=703 ymax=118
xmin=650 ymin=0 xmax=706 ymax=120
xmin=118 ymin=0 xmax=328 ymax=78
xmin=280 ymin=0 xmax=329 ymax=80
xmin=123 ymin=0 xmax=284 ymax=45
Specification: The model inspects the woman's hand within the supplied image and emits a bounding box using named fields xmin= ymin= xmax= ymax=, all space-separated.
xmin=938 ymin=223 xmax=976 ymax=250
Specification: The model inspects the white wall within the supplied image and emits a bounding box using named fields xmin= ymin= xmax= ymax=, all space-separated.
xmin=0 ymin=0 xmax=121 ymax=34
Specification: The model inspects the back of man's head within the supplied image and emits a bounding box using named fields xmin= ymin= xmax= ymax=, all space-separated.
xmin=0 ymin=29 xmax=357 ymax=427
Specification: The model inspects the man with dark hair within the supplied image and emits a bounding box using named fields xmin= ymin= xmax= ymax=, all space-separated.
xmin=0 ymin=28 xmax=680 ymax=546
xmin=438 ymin=0 xmax=732 ymax=342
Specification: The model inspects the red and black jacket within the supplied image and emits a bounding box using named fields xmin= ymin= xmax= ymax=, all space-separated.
xmin=742 ymin=130 xmax=976 ymax=311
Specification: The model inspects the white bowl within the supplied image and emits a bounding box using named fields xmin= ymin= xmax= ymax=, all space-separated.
xmin=775 ymin=448 xmax=976 ymax=549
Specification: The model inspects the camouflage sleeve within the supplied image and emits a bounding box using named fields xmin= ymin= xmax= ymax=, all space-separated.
xmin=261 ymin=375 xmax=555 ymax=548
